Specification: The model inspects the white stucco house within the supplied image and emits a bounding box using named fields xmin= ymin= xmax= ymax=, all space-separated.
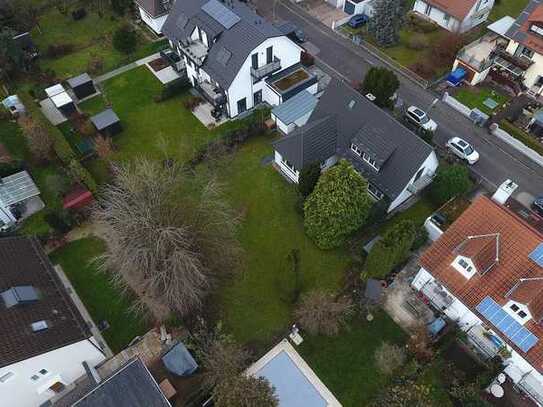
xmin=0 ymin=237 xmax=107 ymax=407
xmin=272 ymin=79 xmax=439 ymax=213
xmin=413 ymin=0 xmax=494 ymax=33
xmin=412 ymin=195 xmax=543 ymax=405
xmin=162 ymin=0 xmax=317 ymax=119
xmin=135 ymin=0 xmax=174 ymax=34
xmin=452 ymin=1 xmax=543 ymax=98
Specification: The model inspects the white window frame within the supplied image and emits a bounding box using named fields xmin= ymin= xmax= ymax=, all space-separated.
xmin=530 ymin=24 xmax=543 ymax=37
xmin=367 ymin=184 xmax=384 ymax=200
xmin=362 ymin=152 xmax=380 ymax=171
xmin=350 ymin=143 xmax=362 ymax=157
xmin=0 ymin=372 xmax=14 ymax=383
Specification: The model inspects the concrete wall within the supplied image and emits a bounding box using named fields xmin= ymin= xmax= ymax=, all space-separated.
xmin=0 ymin=338 xmax=106 ymax=407
xmin=138 ymin=7 xmax=168 ymax=34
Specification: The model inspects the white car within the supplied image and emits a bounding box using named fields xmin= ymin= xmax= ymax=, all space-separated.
xmin=406 ymin=106 xmax=438 ymax=132
xmin=447 ymin=137 xmax=480 ymax=165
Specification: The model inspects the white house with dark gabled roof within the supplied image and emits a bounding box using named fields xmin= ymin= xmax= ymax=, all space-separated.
xmin=273 ymin=79 xmax=439 ymax=213
xmin=162 ymin=0 xmax=317 ymax=118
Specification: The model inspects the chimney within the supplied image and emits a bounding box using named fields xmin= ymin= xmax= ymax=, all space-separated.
xmin=83 ymin=361 xmax=102 ymax=385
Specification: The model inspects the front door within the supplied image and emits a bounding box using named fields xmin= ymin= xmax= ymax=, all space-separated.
xmin=253 ymin=90 xmax=262 ymax=106
xmin=237 ymin=98 xmax=247 ymax=114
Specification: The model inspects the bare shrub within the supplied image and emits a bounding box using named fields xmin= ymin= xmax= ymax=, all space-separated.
xmin=408 ymin=324 xmax=434 ymax=362
xmin=408 ymin=34 xmax=427 ymax=50
xmin=375 ymin=341 xmax=407 ymax=375
xmin=94 ymin=134 xmax=114 ymax=160
xmin=17 ymin=116 xmax=53 ymax=163
xmin=294 ymin=290 xmax=353 ymax=336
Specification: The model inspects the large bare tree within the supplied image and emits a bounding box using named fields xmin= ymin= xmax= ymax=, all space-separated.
xmin=17 ymin=116 xmax=53 ymax=163
xmin=375 ymin=341 xmax=406 ymax=375
xmin=93 ymin=159 xmax=242 ymax=321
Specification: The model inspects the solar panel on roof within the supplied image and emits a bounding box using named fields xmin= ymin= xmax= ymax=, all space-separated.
xmin=201 ymin=0 xmax=240 ymax=29
xmin=529 ymin=243 xmax=543 ymax=267
xmin=476 ymin=296 xmax=539 ymax=353
xmin=216 ymin=47 xmax=232 ymax=66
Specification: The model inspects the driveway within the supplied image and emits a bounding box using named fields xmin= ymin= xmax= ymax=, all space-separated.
xmin=298 ymin=0 xmax=348 ymax=28
xmin=255 ymin=0 xmax=543 ymax=200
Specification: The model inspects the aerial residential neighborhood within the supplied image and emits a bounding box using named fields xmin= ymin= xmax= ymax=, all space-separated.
xmin=2 ymin=0 xmax=543 ymax=406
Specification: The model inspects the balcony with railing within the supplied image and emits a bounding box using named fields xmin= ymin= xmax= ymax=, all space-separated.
xmin=196 ymin=80 xmax=226 ymax=106
xmin=420 ymin=279 xmax=454 ymax=311
xmin=492 ymin=47 xmax=534 ymax=76
xmin=456 ymin=33 xmax=502 ymax=72
xmin=251 ymin=57 xmax=281 ymax=81
xmin=179 ymin=39 xmax=208 ymax=66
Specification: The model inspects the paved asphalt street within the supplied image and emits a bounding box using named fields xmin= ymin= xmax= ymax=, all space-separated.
xmin=256 ymin=0 xmax=543 ymax=201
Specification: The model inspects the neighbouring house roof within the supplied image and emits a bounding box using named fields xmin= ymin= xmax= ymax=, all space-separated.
xmin=273 ymin=115 xmax=337 ymax=170
xmin=0 ymin=170 xmax=40 ymax=206
xmin=271 ymin=90 xmax=318 ymax=125
xmin=419 ymin=196 xmax=543 ymax=373
xmin=488 ymin=16 xmax=515 ymax=36
xmin=505 ymin=0 xmax=543 ymax=56
xmin=135 ymin=0 xmax=172 ymax=17
xmin=422 ymin=0 xmax=478 ymax=21
xmin=0 ymin=237 xmax=90 ymax=368
xmin=91 ymin=109 xmax=120 ymax=131
xmin=275 ymin=79 xmax=434 ymax=200
xmin=162 ymin=0 xmax=288 ymax=89
xmin=73 ymin=357 xmax=171 ymax=407
xmin=508 ymin=279 xmax=543 ymax=322
xmin=67 ymin=72 xmax=93 ymax=89
xmin=455 ymin=234 xmax=500 ymax=275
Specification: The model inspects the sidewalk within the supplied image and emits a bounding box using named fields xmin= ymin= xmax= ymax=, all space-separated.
xmin=95 ymin=52 xmax=161 ymax=83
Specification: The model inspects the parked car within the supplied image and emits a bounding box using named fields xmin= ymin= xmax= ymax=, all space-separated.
xmin=446 ymin=136 xmax=480 ymax=164
xmin=406 ymin=106 xmax=438 ymax=132
xmin=348 ymin=14 xmax=369 ymax=29
xmin=532 ymin=196 xmax=543 ymax=217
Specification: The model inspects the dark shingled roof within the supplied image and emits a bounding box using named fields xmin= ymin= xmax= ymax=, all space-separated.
xmin=274 ymin=79 xmax=434 ymax=200
xmin=135 ymin=0 xmax=172 ymax=18
xmin=162 ymin=0 xmax=287 ymax=89
xmin=273 ymin=115 xmax=337 ymax=169
xmin=0 ymin=237 xmax=90 ymax=368
xmin=73 ymin=358 xmax=171 ymax=407
xmin=67 ymin=73 xmax=92 ymax=89
xmin=91 ymin=109 xmax=120 ymax=131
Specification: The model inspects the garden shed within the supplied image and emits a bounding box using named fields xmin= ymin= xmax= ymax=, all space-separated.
xmin=90 ymin=108 xmax=122 ymax=136
xmin=45 ymin=84 xmax=76 ymax=116
xmin=67 ymin=73 xmax=96 ymax=100
xmin=63 ymin=185 xmax=94 ymax=210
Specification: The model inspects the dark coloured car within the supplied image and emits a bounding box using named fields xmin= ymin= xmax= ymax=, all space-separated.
xmin=533 ymin=196 xmax=543 ymax=216
xmin=348 ymin=14 xmax=369 ymax=29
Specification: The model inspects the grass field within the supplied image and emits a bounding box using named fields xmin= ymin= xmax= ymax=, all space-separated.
xmin=49 ymin=238 xmax=148 ymax=352
xmin=454 ymin=86 xmax=510 ymax=115
xmin=489 ymin=0 xmax=529 ymax=21
xmin=299 ymin=312 xmax=406 ymax=407
xmin=215 ymin=135 xmax=350 ymax=347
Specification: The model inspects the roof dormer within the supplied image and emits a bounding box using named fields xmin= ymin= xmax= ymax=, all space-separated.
xmin=506 ymin=277 xmax=543 ymax=323
xmin=452 ymin=255 xmax=476 ymax=279
xmin=453 ymin=233 xmax=500 ymax=278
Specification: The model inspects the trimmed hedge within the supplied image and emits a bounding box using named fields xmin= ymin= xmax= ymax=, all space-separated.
xmin=500 ymin=120 xmax=543 ymax=156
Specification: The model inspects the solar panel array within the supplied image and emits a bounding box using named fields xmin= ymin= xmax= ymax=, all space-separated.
xmin=476 ymin=296 xmax=539 ymax=353
xmin=201 ymin=0 xmax=240 ymax=29
xmin=529 ymin=243 xmax=543 ymax=268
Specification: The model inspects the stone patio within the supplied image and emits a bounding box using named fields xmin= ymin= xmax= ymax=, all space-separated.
xmin=299 ymin=0 xmax=349 ymax=28
xmin=191 ymin=101 xmax=229 ymax=129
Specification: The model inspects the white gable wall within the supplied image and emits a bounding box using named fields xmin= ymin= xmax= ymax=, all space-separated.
xmin=413 ymin=0 xmax=493 ymax=33
xmin=387 ymin=150 xmax=439 ymax=212
xmin=227 ymin=36 xmax=302 ymax=117
xmin=0 ymin=338 xmax=106 ymax=407
xmin=138 ymin=7 xmax=169 ymax=34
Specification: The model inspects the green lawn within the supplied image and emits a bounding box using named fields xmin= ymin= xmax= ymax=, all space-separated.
xmin=215 ymin=135 xmax=350 ymax=347
xmin=500 ymin=120 xmax=543 ymax=156
xmin=31 ymin=5 xmax=165 ymax=79
xmin=299 ymin=312 xmax=406 ymax=407
xmin=489 ymin=0 xmax=529 ymax=21
xmin=49 ymin=238 xmax=148 ymax=352
xmin=454 ymin=86 xmax=509 ymax=115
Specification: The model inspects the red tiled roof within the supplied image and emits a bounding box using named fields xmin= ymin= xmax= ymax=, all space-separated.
xmin=63 ymin=186 xmax=93 ymax=210
xmin=456 ymin=234 xmax=499 ymax=274
xmin=420 ymin=196 xmax=543 ymax=372
xmin=509 ymin=279 xmax=543 ymax=322
xmin=514 ymin=3 xmax=543 ymax=56
xmin=423 ymin=0 xmax=478 ymax=21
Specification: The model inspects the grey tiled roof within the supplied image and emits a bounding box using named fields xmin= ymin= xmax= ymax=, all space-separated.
xmin=162 ymin=0 xmax=284 ymax=89
xmin=73 ymin=358 xmax=171 ymax=407
xmin=271 ymin=90 xmax=318 ymax=125
xmin=67 ymin=73 xmax=92 ymax=89
xmin=91 ymin=109 xmax=120 ymax=131
xmin=274 ymin=79 xmax=434 ymax=200
xmin=0 ymin=237 xmax=90 ymax=368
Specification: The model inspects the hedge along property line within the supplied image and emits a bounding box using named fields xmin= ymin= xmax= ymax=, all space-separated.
xmin=19 ymin=94 xmax=98 ymax=193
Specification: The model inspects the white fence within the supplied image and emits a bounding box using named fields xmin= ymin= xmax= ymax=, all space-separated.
xmin=442 ymin=92 xmax=489 ymax=126
xmin=490 ymin=124 xmax=543 ymax=168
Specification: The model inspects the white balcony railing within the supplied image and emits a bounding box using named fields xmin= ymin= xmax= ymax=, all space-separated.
xmin=251 ymin=57 xmax=281 ymax=80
